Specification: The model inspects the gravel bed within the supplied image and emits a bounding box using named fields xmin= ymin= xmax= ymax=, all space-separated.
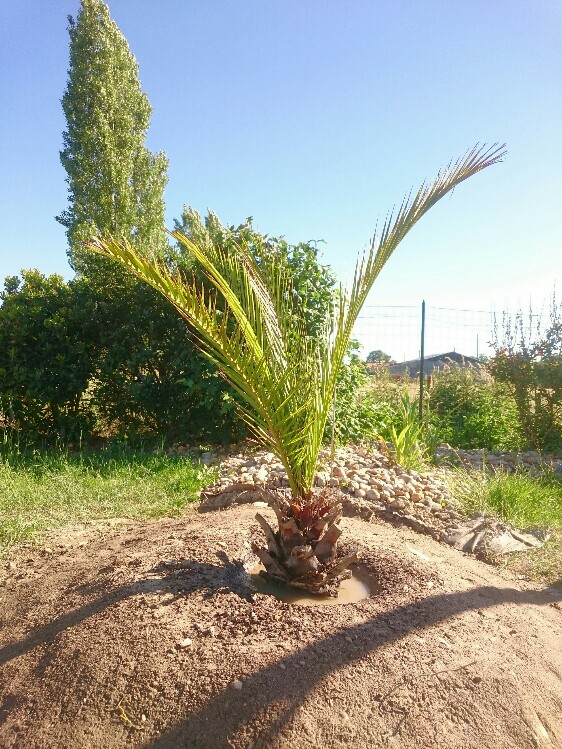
xmin=175 ymin=443 xmax=552 ymax=555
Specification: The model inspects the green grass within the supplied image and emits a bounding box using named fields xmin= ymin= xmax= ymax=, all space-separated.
xmin=445 ymin=468 xmax=562 ymax=531
xmin=0 ymin=443 xmax=215 ymax=551
xmin=444 ymin=467 xmax=562 ymax=587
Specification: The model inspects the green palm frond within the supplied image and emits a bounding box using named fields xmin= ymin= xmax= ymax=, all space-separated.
xmin=89 ymin=143 xmax=505 ymax=500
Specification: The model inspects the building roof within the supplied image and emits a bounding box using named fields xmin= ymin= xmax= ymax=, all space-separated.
xmin=385 ymin=351 xmax=480 ymax=378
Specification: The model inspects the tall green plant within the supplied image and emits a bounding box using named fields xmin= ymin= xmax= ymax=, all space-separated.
xmin=0 ymin=271 xmax=99 ymax=439
xmin=428 ymin=363 xmax=522 ymax=450
xmin=57 ymin=0 xmax=168 ymax=270
xmin=90 ymin=144 xmax=505 ymax=591
xmin=380 ymin=390 xmax=430 ymax=470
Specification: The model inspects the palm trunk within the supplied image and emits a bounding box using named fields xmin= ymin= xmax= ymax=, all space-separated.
xmin=252 ymin=490 xmax=357 ymax=596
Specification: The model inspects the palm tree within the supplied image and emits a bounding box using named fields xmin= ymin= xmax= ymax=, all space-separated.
xmin=89 ymin=144 xmax=505 ymax=594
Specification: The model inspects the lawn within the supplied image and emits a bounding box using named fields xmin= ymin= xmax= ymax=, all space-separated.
xmin=0 ymin=443 xmax=214 ymax=551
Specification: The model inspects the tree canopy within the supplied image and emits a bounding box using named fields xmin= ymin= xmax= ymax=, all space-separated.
xmin=366 ymin=350 xmax=393 ymax=364
xmin=57 ymin=0 xmax=168 ymax=273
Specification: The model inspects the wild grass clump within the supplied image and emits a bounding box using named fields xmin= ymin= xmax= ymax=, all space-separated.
xmin=445 ymin=467 xmax=562 ymax=531
xmin=444 ymin=467 xmax=562 ymax=586
xmin=0 ymin=442 xmax=214 ymax=551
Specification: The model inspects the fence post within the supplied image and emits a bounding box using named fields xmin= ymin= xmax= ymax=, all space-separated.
xmin=419 ymin=300 xmax=426 ymax=420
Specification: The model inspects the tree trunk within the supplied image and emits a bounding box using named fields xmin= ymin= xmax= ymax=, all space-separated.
xmin=252 ymin=489 xmax=357 ymax=596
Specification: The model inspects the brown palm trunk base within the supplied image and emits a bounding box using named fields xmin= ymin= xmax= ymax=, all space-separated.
xmin=251 ymin=489 xmax=358 ymax=596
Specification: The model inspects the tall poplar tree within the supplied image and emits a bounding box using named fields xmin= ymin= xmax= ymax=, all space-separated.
xmin=57 ymin=0 xmax=168 ymax=273
xmin=55 ymin=0 xmax=188 ymax=440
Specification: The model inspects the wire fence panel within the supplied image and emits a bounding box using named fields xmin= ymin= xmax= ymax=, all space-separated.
xmin=353 ymin=303 xmax=553 ymax=362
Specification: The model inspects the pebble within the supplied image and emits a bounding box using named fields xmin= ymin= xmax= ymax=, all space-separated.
xmin=232 ymin=679 xmax=243 ymax=690
xmin=178 ymin=638 xmax=192 ymax=649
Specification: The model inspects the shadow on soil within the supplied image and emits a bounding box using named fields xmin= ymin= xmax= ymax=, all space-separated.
xmin=139 ymin=583 xmax=562 ymax=749
xmin=0 ymin=556 xmax=254 ymax=669
xmin=1 ymin=557 xmax=561 ymax=748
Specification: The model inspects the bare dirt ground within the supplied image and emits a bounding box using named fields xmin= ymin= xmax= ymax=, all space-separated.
xmin=1 ymin=502 xmax=562 ymax=749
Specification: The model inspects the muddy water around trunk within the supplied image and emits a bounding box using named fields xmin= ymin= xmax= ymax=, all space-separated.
xmin=249 ymin=564 xmax=372 ymax=605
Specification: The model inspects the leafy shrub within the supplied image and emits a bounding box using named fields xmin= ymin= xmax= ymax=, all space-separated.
xmin=0 ymin=271 xmax=99 ymax=439
xmin=92 ymin=211 xmax=338 ymax=443
xmin=491 ymin=300 xmax=562 ymax=452
xmin=329 ymin=347 xmax=399 ymax=444
xmin=427 ymin=363 xmax=522 ymax=450
xmin=1 ymin=214 xmax=338 ymax=446
xmin=88 ymin=279 xmax=244 ymax=443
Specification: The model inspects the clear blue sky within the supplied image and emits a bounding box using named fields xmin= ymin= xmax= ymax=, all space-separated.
xmin=1 ymin=1 xmax=561 ymax=357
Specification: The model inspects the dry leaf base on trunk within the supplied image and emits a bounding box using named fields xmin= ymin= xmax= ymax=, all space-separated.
xmin=251 ymin=489 xmax=358 ymax=596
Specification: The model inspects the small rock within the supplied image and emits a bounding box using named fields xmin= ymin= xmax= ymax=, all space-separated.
xmin=178 ymin=637 xmax=192 ymax=649
xmin=315 ymin=473 xmax=330 ymax=487
xmin=254 ymin=469 xmax=269 ymax=485
xmin=232 ymin=679 xmax=243 ymax=690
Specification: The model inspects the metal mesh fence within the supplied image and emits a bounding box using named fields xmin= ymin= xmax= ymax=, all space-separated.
xmin=352 ymin=303 xmax=553 ymax=362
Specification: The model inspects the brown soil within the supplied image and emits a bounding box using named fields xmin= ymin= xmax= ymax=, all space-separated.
xmin=1 ymin=503 xmax=562 ymax=749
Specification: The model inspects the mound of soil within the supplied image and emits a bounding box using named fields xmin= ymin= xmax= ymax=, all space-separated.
xmin=1 ymin=504 xmax=561 ymax=748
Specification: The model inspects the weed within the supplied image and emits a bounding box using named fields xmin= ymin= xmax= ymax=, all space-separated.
xmin=444 ymin=467 xmax=562 ymax=530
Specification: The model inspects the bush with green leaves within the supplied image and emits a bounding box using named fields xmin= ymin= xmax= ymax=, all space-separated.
xmin=174 ymin=208 xmax=337 ymax=339
xmin=0 ymin=217 xmax=339 ymax=445
xmin=331 ymin=354 xmax=401 ymax=444
xmin=491 ymin=300 xmax=562 ymax=452
xmin=88 ymin=277 xmax=245 ymax=443
xmin=0 ymin=271 xmax=99 ymax=439
xmin=427 ymin=363 xmax=522 ymax=450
